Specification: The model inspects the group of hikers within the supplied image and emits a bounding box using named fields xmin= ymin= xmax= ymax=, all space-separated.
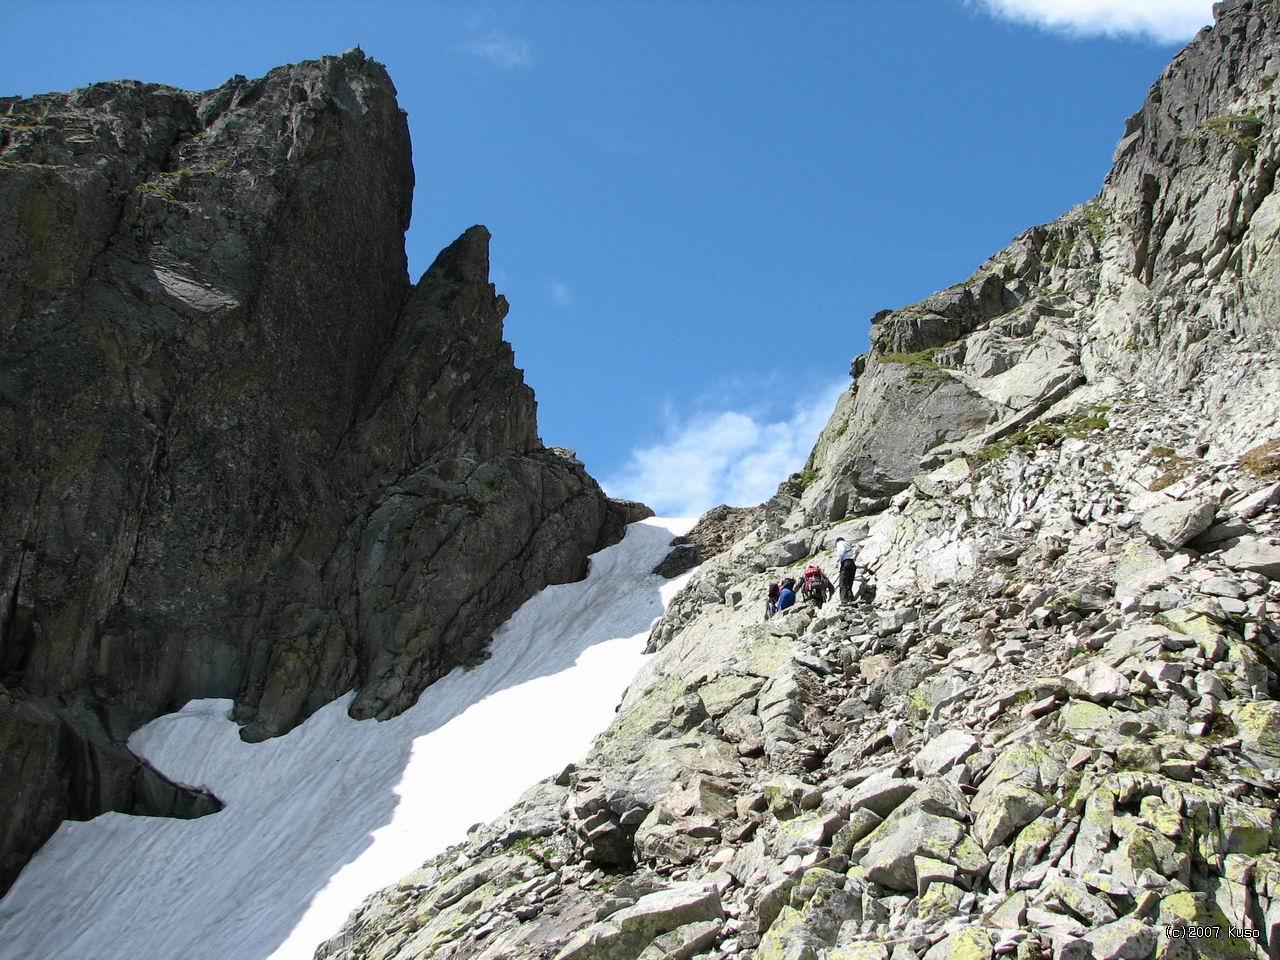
xmin=764 ymin=535 xmax=858 ymax=618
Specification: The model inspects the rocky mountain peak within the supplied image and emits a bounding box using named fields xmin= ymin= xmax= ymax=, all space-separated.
xmin=428 ymin=223 xmax=503 ymax=288
xmin=782 ymin=0 xmax=1280 ymax=525
xmin=0 ymin=54 xmax=646 ymax=893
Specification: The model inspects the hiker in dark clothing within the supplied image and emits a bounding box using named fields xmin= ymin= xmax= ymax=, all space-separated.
xmin=765 ymin=582 xmax=780 ymax=619
xmin=836 ymin=536 xmax=856 ymax=603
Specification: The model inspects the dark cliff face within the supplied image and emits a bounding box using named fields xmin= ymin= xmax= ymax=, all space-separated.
xmin=0 ymin=51 xmax=648 ymax=892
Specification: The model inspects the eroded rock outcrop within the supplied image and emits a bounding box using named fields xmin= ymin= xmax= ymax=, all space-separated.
xmin=790 ymin=0 xmax=1280 ymax=521
xmin=0 ymin=51 xmax=646 ymax=892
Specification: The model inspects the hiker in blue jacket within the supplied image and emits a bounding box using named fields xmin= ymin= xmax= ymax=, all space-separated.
xmin=777 ymin=577 xmax=797 ymax=612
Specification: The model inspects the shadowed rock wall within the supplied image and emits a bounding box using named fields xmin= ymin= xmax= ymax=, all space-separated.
xmin=0 ymin=51 xmax=647 ymax=892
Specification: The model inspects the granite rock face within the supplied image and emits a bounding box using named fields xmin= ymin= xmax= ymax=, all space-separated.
xmin=0 ymin=51 xmax=646 ymax=892
xmin=790 ymin=0 xmax=1280 ymax=523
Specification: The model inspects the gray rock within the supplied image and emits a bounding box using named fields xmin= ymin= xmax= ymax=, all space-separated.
xmin=1230 ymin=481 xmax=1280 ymax=519
xmin=1219 ymin=536 xmax=1280 ymax=580
xmin=555 ymin=885 xmax=724 ymax=960
xmin=759 ymin=534 xmax=811 ymax=568
xmin=1138 ymin=497 xmax=1216 ymax=549
xmin=1063 ymin=661 xmax=1130 ymax=704
xmin=1082 ymin=917 xmax=1157 ymax=960
xmin=1196 ymin=519 xmax=1256 ymax=547
xmin=913 ymin=729 xmax=980 ymax=777
xmin=1198 ymin=577 xmax=1244 ymax=599
xmin=848 ymin=775 xmax=921 ymax=818
xmin=877 ymin=608 xmax=919 ymax=632
xmin=635 ymin=919 xmax=722 ymax=960
xmin=860 ymin=811 xmax=985 ymax=891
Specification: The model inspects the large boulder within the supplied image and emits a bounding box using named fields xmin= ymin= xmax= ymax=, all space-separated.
xmin=1218 ymin=536 xmax=1280 ymax=580
xmin=1063 ymin=661 xmax=1130 ymax=704
xmin=913 ymin=729 xmax=980 ymax=778
xmin=860 ymin=811 xmax=986 ymax=891
xmin=555 ymin=885 xmax=724 ymax=960
xmin=1138 ymin=497 xmax=1217 ymax=548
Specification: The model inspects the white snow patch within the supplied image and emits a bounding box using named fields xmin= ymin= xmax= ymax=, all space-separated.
xmin=0 ymin=517 xmax=695 ymax=960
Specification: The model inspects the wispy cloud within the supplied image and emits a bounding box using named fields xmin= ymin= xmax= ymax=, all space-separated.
xmin=462 ymin=32 xmax=533 ymax=70
xmin=604 ymin=379 xmax=848 ymax=517
xmin=549 ymin=280 xmax=573 ymax=307
xmin=971 ymin=0 xmax=1213 ymax=43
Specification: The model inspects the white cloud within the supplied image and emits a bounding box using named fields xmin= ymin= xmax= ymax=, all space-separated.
xmin=973 ymin=0 xmax=1213 ymax=42
xmin=604 ymin=379 xmax=848 ymax=518
xmin=549 ymin=280 xmax=573 ymax=307
xmin=463 ymin=32 xmax=533 ymax=69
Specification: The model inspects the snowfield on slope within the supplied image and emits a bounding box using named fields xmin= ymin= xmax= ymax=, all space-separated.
xmin=0 ymin=517 xmax=695 ymax=960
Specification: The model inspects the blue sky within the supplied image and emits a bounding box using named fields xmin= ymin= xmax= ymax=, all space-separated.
xmin=2 ymin=1 xmax=1212 ymax=515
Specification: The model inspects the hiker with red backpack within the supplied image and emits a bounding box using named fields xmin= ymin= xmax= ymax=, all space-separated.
xmin=800 ymin=565 xmax=835 ymax=607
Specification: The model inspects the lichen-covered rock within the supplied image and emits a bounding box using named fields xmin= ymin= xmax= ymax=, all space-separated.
xmin=555 ymin=885 xmax=724 ymax=960
xmin=1155 ymin=892 xmax=1253 ymax=960
xmin=1083 ymin=916 xmax=1158 ymax=960
xmin=923 ymin=927 xmax=994 ymax=960
xmin=1230 ymin=700 xmax=1280 ymax=768
xmin=973 ymin=785 xmax=1047 ymax=851
xmin=913 ymin=729 xmax=980 ymax=777
xmin=859 ymin=811 xmax=983 ymax=891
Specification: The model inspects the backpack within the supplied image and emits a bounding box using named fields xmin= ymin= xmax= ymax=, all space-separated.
xmin=802 ymin=565 xmax=823 ymax=589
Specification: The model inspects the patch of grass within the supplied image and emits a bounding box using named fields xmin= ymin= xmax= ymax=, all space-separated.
xmin=505 ymin=835 xmax=553 ymax=869
xmin=1143 ymin=445 xmax=1195 ymax=491
xmin=1043 ymin=233 xmax=1067 ymax=266
xmin=137 ymin=167 xmax=198 ymax=203
xmin=972 ymin=408 xmax=1109 ymax=464
xmin=137 ymin=182 xmax=177 ymax=201
xmin=1009 ymin=690 xmax=1033 ymax=709
xmin=1263 ymin=73 xmax=1278 ymax=92
xmin=1240 ymin=438 xmax=1280 ymax=479
xmin=1205 ymin=113 xmax=1264 ymax=150
xmin=781 ymin=465 xmax=820 ymax=497
xmin=880 ymin=345 xmax=942 ymax=369
xmin=879 ymin=344 xmax=957 ymax=382
xmin=1082 ymin=198 xmax=1110 ymax=243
